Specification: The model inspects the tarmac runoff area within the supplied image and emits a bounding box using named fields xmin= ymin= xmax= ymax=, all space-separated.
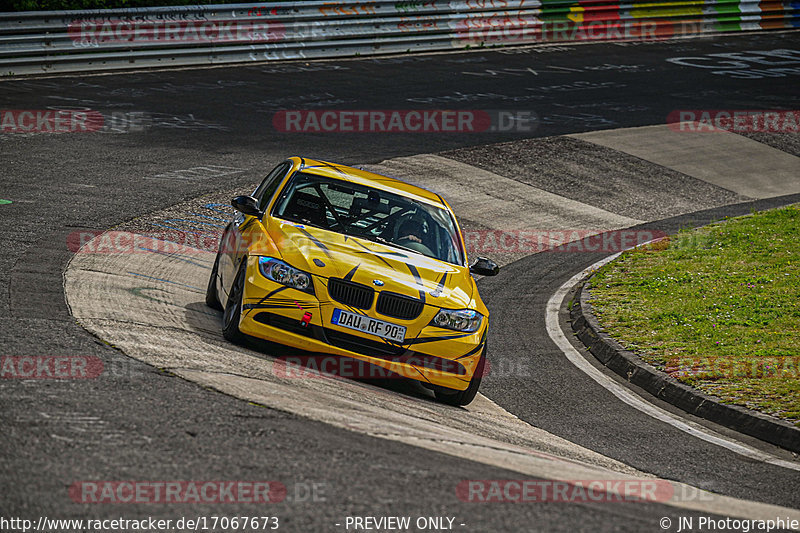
xmin=65 ymin=126 xmax=800 ymax=522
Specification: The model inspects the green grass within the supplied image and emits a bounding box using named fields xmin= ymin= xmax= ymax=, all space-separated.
xmin=589 ymin=205 xmax=800 ymax=426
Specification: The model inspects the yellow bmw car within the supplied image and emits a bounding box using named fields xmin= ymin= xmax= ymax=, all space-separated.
xmin=206 ymin=157 xmax=499 ymax=405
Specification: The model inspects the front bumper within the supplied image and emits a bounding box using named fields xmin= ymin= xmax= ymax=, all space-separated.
xmin=238 ymin=260 xmax=486 ymax=391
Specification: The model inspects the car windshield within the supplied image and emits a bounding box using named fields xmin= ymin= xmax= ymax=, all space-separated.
xmin=272 ymin=172 xmax=464 ymax=265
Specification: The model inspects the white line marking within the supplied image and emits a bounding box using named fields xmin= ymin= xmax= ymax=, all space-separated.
xmin=545 ymin=251 xmax=800 ymax=472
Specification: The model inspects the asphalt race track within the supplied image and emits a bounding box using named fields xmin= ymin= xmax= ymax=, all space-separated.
xmin=2 ymin=31 xmax=800 ymax=532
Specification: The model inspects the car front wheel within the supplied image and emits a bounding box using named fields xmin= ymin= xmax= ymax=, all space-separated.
xmin=205 ymin=251 xmax=223 ymax=310
xmin=222 ymin=259 xmax=247 ymax=344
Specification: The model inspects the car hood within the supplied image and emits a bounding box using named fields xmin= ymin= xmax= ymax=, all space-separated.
xmin=268 ymin=221 xmax=474 ymax=308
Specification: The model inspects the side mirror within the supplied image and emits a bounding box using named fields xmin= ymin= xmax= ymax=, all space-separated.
xmin=231 ymin=195 xmax=262 ymax=217
xmin=470 ymin=257 xmax=500 ymax=276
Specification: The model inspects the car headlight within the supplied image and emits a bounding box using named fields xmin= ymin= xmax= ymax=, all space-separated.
xmin=258 ymin=257 xmax=314 ymax=294
xmin=430 ymin=308 xmax=483 ymax=332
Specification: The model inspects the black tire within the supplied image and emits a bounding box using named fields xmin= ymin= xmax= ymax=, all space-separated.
xmin=222 ymin=259 xmax=248 ymax=344
xmin=205 ymin=251 xmax=223 ymax=310
xmin=434 ymin=346 xmax=486 ymax=407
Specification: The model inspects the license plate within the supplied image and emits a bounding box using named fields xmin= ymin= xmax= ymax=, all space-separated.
xmin=331 ymin=309 xmax=405 ymax=343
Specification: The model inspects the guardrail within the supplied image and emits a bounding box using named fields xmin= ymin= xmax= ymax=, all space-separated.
xmin=1 ymin=0 xmax=798 ymax=75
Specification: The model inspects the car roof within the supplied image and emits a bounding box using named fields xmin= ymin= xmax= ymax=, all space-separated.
xmin=294 ymin=157 xmax=446 ymax=209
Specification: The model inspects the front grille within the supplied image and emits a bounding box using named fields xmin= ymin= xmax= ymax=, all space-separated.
xmin=376 ymin=291 xmax=424 ymax=320
xmin=328 ymin=278 xmax=374 ymax=309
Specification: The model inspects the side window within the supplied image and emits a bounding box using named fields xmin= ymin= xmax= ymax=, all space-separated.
xmin=254 ymin=162 xmax=291 ymax=210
